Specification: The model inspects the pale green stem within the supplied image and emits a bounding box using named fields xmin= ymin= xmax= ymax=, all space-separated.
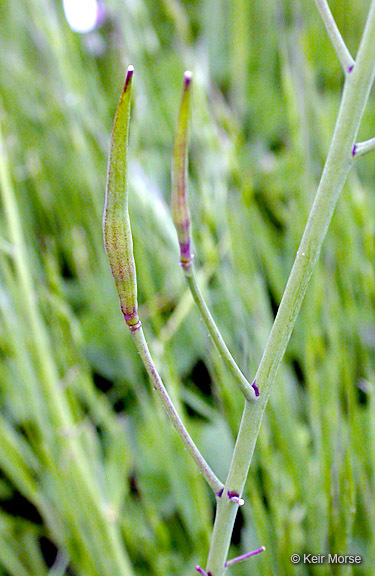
xmin=206 ymin=2 xmax=375 ymax=574
xmin=353 ymin=136 xmax=375 ymax=158
xmin=184 ymin=266 xmax=257 ymax=403
xmin=313 ymin=0 xmax=355 ymax=74
xmin=131 ymin=325 xmax=224 ymax=494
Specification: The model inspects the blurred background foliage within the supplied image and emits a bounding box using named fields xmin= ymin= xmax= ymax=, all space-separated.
xmin=0 ymin=0 xmax=374 ymax=574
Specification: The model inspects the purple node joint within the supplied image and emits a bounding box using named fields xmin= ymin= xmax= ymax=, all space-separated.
xmin=123 ymin=312 xmax=136 ymax=323
xmin=179 ymin=241 xmax=194 ymax=271
xmin=352 ymin=143 xmax=357 ymax=157
xmin=180 ymin=258 xmax=193 ymax=272
xmin=128 ymin=320 xmax=142 ymax=332
xmin=347 ymin=64 xmax=354 ymax=74
xmin=216 ymin=487 xmax=224 ymax=498
xmin=227 ymin=490 xmax=244 ymax=506
xmin=123 ymin=309 xmax=141 ymax=332
xmin=251 ymin=380 xmax=260 ymax=397
xmin=195 ymin=566 xmax=207 ymax=576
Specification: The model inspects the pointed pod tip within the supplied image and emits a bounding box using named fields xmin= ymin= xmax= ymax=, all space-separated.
xmin=123 ymin=65 xmax=134 ymax=92
xmin=184 ymin=70 xmax=193 ymax=87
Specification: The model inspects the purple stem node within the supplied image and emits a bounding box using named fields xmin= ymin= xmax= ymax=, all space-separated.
xmin=227 ymin=490 xmax=244 ymax=506
xmin=251 ymin=380 xmax=260 ymax=397
xmin=348 ymin=64 xmax=354 ymax=74
xmin=352 ymin=143 xmax=357 ymax=157
xmin=180 ymin=258 xmax=194 ymax=272
xmin=128 ymin=320 xmax=142 ymax=332
xmin=227 ymin=490 xmax=239 ymax=499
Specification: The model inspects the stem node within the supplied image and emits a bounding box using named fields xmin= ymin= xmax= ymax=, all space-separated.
xmin=251 ymin=380 xmax=259 ymax=397
xmin=227 ymin=491 xmax=244 ymax=506
xmin=352 ymin=136 xmax=375 ymax=158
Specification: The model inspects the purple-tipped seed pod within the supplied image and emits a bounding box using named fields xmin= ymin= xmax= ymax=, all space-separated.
xmin=103 ymin=65 xmax=140 ymax=331
xmin=171 ymin=71 xmax=193 ymax=271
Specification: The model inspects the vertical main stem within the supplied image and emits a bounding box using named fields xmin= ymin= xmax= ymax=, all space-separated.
xmin=206 ymin=3 xmax=375 ymax=574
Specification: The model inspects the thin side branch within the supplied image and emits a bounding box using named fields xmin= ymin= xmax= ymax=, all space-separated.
xmin=313 ymin=0 xmax=355 ymax=74
xmin=131 ymin=325 xmax=224 ymax=495
xmin=171 ymin=72 xmax=257 ymax=403
xmin=352 ymin=136 xmax=375 ymax=158
xmin=103 ymin=68 xmax=223 ymax=496
xmin=184 ymin=267 xmax=258 ymax=403
xmin=225 ymin=546 xmax=266 ymax=567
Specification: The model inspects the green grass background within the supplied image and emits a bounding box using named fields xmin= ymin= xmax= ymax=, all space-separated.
xmin=0 ymin=0 xmax=374 ymax=574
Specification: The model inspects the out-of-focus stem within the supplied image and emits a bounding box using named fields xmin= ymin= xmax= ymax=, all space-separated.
xmin=1 ymin=114 xmax=134 ymax=576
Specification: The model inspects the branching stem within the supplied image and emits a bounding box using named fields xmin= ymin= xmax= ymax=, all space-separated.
xmin=205 ymin=1 xmax=375 ymax=573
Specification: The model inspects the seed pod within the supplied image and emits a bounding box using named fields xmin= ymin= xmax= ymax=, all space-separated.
xmin=103 ymin=65 xmax=140 ymax=331
xmin=172 ymin=71 xmax=193 ymax=271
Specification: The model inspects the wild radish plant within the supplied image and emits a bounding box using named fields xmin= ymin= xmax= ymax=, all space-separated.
xmin=104 ymin=1 xmax=375 ymax=573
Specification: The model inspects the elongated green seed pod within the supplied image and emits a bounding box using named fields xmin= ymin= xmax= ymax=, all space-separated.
xmin=171 ymin=71 xmax=193 ymax=270
xmin=103 ymin=65 xmax=140 ymax=331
